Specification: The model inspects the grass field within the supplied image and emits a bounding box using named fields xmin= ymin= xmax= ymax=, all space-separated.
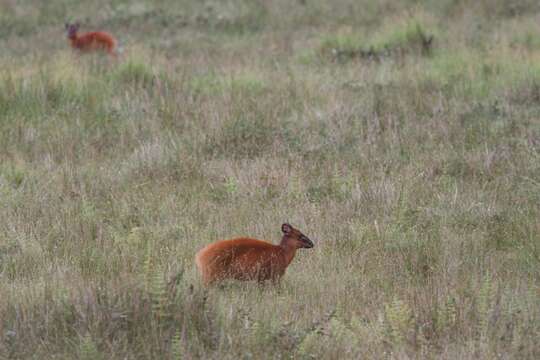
xmin=1 ymin=0 xmax=539 ymax=358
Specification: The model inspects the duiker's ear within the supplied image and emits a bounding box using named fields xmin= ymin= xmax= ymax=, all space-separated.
xmin=282 ymin=223 xmax=293 ymax=234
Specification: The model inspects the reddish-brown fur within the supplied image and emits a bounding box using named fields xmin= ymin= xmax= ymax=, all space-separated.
xmin=65 ymin=23 xmax=117 ymax=57
xmin=195 ymin=224 xmax=314 ymax=285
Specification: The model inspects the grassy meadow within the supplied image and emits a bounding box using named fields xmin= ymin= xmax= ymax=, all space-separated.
xmin=1 ymin=0 xmax=539 ymax=358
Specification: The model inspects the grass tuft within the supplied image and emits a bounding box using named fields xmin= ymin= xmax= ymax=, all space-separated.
xmin=320 ymin=13 xmax=437 ymax=62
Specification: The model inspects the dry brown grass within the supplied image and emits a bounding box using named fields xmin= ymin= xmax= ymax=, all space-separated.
xmin=0 ymin=0 xmax=539 ymax=358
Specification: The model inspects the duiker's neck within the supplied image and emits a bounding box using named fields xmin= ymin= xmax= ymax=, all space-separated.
xmin=279 ymin=236 xmax=298 ymax=266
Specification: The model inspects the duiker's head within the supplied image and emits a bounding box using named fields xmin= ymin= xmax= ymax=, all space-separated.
xmin=281 ymin=223 xmax=314 ymax=249
xmin=65 ymin=22 xmax=80 ymax=38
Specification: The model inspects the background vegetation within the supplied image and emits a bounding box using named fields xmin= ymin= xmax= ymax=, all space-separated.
xmin=0 ymin=0 xmax=539 ymax=358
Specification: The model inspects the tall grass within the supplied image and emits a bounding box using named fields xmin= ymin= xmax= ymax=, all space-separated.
xmin=0 ymin=0 xmax=539 ymax=358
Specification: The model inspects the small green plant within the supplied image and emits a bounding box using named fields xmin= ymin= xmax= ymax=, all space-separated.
xmin=296 ymin=325 xmax=322 ymax=358
xmin=143 ymin=241 xmax=170 ymax=321
xmin=189 ymin=73 xmax=224 ymax=96
xmin=150 ymin=267 xmax=169 ymax=320
xmin=112 ymin=60 xmax=155 ymax=87
xmin=78 ymin=332 xmax=102 ymax=360
xmin=0 ymin=164 xmax=26 ymax=188
xmin=171 ymin=329 xmax=184 ymax=359
xmin=477 ymin=274 xmax=494 ymax=339
xmin=369 ymin=19 xmax=435 ymax=56
xmin=230 ymin=74 xmax=267 ymax=95
xmin=384 ymin=297 xmax=412 ymax=347
xmin=436 ymin=295 xmax=457 ymax=334
xmin=224 ymin=176 xmax=239 ymax=195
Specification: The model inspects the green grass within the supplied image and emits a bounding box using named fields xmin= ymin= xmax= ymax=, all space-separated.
xmin=1 ymin=0 xmax=539 ymax=359
xmin=320 ymin=12 xmax=438 ymax=61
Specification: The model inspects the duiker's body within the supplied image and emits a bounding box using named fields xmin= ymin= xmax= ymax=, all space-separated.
xmin=195 ymin=224 xmax=313 ymax=285
xmin=65 ymin=23 xmax=117 ymax=57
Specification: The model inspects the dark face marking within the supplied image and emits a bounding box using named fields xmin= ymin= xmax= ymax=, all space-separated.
xmin=281 ymin=223 xmax=314 ymax=249
xmin=65 ymin=23 xmax=79 ymax=38
xmin=299 ymin=234 xmax=314 ymax=248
